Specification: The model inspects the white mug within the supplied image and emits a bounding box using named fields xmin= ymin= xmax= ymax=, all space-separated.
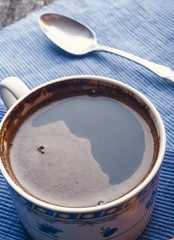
xmin=0 ymin=75 xmax=166 ymax=240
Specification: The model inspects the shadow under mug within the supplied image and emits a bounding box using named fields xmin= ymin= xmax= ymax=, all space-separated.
xmin=0 ymin=75 xmax=166 ymax=240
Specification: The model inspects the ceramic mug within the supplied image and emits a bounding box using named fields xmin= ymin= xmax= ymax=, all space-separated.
xmin=0 ymin=75 xmax=166 ymax=240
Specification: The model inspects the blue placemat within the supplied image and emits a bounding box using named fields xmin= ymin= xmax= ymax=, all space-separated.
xmin=0 ymin=0 xmax=174 ymax=239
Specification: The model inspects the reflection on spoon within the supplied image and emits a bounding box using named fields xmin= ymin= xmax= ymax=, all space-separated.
xmin=39 ymin=13 xmax=174 ymax=82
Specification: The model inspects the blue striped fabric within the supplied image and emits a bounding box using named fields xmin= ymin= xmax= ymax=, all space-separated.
xmin=0 ymin=0 xmax=174 ymax=239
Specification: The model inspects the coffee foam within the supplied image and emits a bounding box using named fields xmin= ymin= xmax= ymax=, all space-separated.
xmin=10 ymin=101 xmax=154 ymax=207
xmin=10 ymin=120 xmax=110 ymax=206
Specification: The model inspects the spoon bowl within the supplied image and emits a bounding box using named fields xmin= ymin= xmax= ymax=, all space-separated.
xmin=39 ymin=13 xmax=97 ymax=55
xmin=39 ymin=13 xmax=174 ymax=82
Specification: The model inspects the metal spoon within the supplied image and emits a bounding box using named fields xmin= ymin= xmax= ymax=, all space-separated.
xmin=39 ymin=13 xmax=174 ymax=82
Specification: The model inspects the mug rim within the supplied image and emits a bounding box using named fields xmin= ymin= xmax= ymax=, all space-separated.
xmin=0 ymin=75 xmax=166 ymax=213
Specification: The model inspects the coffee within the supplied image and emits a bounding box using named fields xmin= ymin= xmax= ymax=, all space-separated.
xmin=3 ymin=79 xmax=158 ymax=207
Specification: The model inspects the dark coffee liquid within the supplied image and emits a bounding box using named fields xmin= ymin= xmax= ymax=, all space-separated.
xmin=10 ymin=96 xmax=154 ymax=207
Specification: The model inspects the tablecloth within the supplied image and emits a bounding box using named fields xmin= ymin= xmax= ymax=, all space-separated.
xmin=0 ymin=0 xmax=174 ymax=239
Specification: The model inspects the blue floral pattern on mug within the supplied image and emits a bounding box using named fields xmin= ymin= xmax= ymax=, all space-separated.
xmin=37 ymin=223 xmax=63 ymax=238
xmin=100 ymin=226 xmax=118 ymax=237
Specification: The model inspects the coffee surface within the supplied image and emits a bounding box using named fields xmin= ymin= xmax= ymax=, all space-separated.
xmin=10 ymin=96 xmax=154 ymax=207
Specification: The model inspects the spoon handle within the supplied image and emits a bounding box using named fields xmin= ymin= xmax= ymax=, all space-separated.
xmin=95 ymin=45 xmax=174 ymax=82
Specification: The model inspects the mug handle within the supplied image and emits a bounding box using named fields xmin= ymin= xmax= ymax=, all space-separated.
xmin=0 ymin=77 xmax=30 ymax=109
